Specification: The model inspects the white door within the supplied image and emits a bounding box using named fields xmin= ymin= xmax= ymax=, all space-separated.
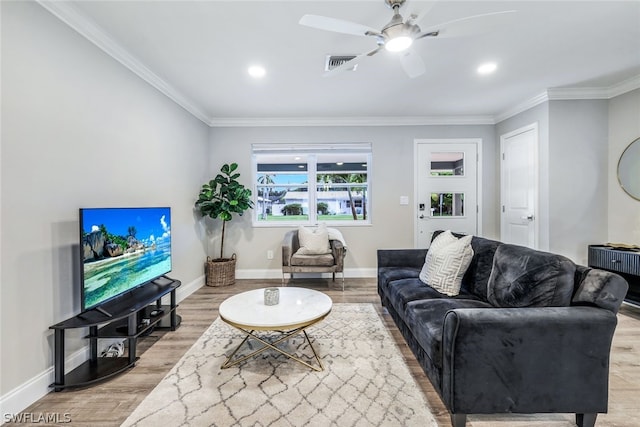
xmin=500 ymin=123 xmax=538 ymax=248
xmin=415 ymin=140 xmax=481 ymax=248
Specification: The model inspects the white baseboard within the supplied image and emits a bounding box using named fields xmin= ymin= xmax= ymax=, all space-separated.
xmin=0 ymin=276 xmax=204 ymax=422
xmin=0 ymin=345 xmax=88 ymax=422
xmin=236 ymin=268 xmax=376 ymax=280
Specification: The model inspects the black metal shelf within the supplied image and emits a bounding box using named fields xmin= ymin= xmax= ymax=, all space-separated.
xmin=50 ymin=276 xmax=181 ymax=391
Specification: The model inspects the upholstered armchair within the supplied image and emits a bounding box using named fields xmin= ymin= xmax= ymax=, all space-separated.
xmin=282 ymin=228 xmax=346 ymax=289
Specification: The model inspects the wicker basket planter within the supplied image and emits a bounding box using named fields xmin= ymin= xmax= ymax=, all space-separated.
xmin=205 ymin=254 xmax=236 ymax=287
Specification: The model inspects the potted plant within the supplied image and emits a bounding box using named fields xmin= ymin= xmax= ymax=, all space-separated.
xmin=195 ymin=163 xmax=253 ymax=286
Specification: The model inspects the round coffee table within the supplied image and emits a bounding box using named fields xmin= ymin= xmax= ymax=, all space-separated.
xmin=219 ymin=287 xmax=332 ymax=371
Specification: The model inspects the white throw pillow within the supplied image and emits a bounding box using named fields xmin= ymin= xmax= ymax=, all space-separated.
xmin=419 ymin=230 xmax=474 ymax=296
xmin=296 ymin=225 xmax=332 ymax=255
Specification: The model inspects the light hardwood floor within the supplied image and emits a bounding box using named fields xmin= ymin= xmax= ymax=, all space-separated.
xmin=15 ymin=278 xmax=640 ymax=426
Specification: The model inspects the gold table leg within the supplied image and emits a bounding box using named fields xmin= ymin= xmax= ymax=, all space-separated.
xmin=221 ymin=324 xmax=324 ymax=371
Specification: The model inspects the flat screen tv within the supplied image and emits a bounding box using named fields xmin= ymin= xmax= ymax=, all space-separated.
xmin=80 ymin=207 xmax=172 ymax=312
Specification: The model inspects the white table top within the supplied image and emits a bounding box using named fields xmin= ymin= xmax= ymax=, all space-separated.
xmin=219 ymin=287 xmax=332 ymax=330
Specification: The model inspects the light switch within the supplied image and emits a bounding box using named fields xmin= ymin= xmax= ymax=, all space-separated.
xmin=400 ymin=196 xmax=409 ymax=205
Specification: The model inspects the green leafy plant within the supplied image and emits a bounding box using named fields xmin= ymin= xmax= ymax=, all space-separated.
xmin=195 ymin=163 xmax=254 ymax=259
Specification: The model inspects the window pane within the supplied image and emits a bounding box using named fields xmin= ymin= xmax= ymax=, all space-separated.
xmin=256 ymin=172 xmax=308 ymax=186
xmin=256 ymin=160 xmax=309 ymax=222
xmin=430 ymin=193 xmax=464 ymax=217
xmin=430 ymin=152 xmax=464 ymax=176
xmin=317 ymin=185 xmax=368 ymax=221
xmin=256 ymin=186 xmax=309 ymax=222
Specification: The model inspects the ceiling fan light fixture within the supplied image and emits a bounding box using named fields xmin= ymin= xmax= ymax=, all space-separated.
xmin=385 ymin=35 xmax=413 ymax=52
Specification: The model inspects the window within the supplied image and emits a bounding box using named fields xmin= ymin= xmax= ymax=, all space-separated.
xmin=252 ymin=143 xmax=372 ymax=226
xmin=430 ymin=152 xmax=464 ymax=176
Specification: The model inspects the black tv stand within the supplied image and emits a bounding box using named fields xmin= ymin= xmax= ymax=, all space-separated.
xmin=49 ymin=277 xmax=181 ymax=391
xmin=95 ymin=306 xmax=113 ymax=318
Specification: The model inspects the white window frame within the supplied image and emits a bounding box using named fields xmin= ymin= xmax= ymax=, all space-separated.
xmin=252 ymin=143 xmax=372 ymax=227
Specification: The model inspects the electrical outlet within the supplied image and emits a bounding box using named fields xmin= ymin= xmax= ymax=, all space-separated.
xmin=267 ymin=250 xmax=274 ymax=260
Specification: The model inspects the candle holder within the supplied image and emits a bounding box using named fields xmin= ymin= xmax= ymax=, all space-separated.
xmin=264 ymin=287 xmax=280 ymax=306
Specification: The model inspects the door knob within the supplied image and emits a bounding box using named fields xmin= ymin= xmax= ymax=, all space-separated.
xmin=521 ymin=214 xmax=534 ymax=221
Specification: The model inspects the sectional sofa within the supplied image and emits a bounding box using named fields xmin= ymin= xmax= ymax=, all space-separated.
xmin=377 ymin=231 xmax=628 ymax=427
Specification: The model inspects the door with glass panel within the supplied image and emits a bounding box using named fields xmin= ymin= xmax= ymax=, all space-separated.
xmin=415 ymin=140 xmax=480 ymax=248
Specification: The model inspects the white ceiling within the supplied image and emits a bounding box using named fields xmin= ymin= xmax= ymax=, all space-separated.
xmin=40 ymin=0 xmax=640 ymax=126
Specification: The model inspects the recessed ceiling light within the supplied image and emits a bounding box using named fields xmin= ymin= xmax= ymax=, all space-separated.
xmin=248 ymin=65 xmax=266 ymax=78
xmin=477 ymin=62 xmax=497 ymax=75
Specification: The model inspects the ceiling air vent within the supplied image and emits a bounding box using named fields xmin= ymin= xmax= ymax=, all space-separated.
xmin=325 ymin=55 xmax=358 ymax=72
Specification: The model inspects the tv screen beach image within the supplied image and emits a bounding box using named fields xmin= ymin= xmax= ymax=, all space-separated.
xmin=80 ymin=207 xmax=172 ymax=310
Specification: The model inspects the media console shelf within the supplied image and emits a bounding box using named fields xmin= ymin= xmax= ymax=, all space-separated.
xmin=50 ymin=276 xmax=181 ymax=391
xmin=588 ymin=245 xmax=640 ymax=306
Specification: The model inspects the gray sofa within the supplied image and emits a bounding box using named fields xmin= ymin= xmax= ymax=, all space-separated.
xmin=377 ymin=231 xmax=628 ymax=427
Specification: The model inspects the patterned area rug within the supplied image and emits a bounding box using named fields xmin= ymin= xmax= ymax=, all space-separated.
xmin=121 ymin=303 xmax=438 ymax=427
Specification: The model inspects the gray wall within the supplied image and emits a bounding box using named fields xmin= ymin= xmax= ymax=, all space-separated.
xmin=608 ymin=89 xmax=640 ymax=244
xmin=496 ymin=96 xmax=637 ymax=266
xmin=207 ymin=124 xmax=498 ymax=276
xmin=1 ymin=1 xmax=209 ymax=408
xmin=548 ymin=100 xmax=609 ymax=264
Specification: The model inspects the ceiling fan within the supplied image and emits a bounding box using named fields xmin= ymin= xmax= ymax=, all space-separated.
xmin=299 ymin=0 xmax=514 ymax=78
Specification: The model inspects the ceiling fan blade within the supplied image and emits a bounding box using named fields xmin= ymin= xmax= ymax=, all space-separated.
xmin=421 ymin=10 xmax=516 ymax=38
xmin=400 ymin=50 xmax=426 ymax=79
xmin=408 ymin=1 xmax=439 ymax=25
xmin=323 ymin=46 xmax=383 ymax=77
xmin=299 ymin=14 xmax=380 ymax=37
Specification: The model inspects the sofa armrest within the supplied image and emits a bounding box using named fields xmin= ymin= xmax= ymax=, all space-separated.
xmin=377 ymin=249 xmax=427 ymax=270
xmin=282 ymin=230 xmax=298 ymax=267
xmin=441 ymin=306 xmax=618 ymax=415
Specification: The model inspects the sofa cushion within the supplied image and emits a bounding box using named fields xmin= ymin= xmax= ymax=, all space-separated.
xmin=378 ymin=267 xmax=421 ymax=294
xmin=420 ymin=231 xmax=474 ymax=296
xmin=461 ymin=236 xmax=503 ymax=300
xmin=296 ymin=225 xmax=331 ymax=255
xmin=487 ymin=244 xmax=576 ymax=308
xmin=386 ymin=278 xmax=476 ymax=316
xmin=404 ymin=298 xmax=493 ymax=369
xmin=431 ymin=231 xmax=502 ymax=301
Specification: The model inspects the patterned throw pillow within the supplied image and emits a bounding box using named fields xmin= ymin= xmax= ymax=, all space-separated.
xmin=419 ymin=230 xmax=474 ymax=296
xmin=296 ymin=224 xmax=332 ymax=255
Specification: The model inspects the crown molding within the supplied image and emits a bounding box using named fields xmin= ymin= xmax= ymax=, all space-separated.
xmin=207 ymin=115 xmax=496 ymax=127
xmin=494 ymin=91 xmax=549 ymax=124
xmin=495 ymin=74 xmax=640 ymax=123
xmin=36 ymin=0 xmax=211 ymax=125
xmin=547 ymin=87 xmax=611 ymax=100
xmin=607 ymin=74 xmax=640 ymax=98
